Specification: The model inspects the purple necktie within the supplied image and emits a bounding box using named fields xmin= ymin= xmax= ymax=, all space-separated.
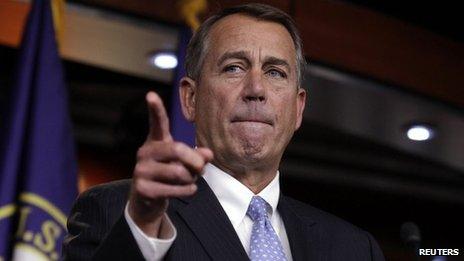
xmin=247 ymin=196 xmax=287 ymax=261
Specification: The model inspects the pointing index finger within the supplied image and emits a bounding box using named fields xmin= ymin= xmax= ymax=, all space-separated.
xmin=146 ymin=92 xmax=172 ymax=142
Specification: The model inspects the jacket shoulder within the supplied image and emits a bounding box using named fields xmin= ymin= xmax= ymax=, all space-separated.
xmin=282 ymin=196 xmax=385 ymax=260
xmin=79 ymin=179 xmax=132 ymax=200
xmin=282 ymin=196 xmax=371 ymax=239
xmin=63 ymin=179 xmax=133 ymax=260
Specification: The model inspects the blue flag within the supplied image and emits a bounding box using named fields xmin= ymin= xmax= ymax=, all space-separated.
xmin=0 ymin=0 xmax=78 ymax=260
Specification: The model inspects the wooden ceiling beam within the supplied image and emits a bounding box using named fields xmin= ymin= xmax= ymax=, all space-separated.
xmin=294 ymin=0 xmax=464 ymax=108
xmin=76 ymin=0 xmax=464 ymax=107
xmin=3 ymin=0 xmax=463 ymax=107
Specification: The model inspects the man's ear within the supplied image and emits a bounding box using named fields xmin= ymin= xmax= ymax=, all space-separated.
xmin=294 ymin=87 xmax=307 ymax=130
xmin=179 ymin=76 xmax=197 ymax=122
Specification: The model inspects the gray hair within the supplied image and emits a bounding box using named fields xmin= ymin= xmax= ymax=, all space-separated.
xmin=185 ymin=3 xmax=306 ymax=86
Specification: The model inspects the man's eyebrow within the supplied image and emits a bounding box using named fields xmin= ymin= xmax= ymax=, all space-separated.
xmin=217 ymin=51 xmax=250 ymax=66
xmin=262 ymin=56 xmax=290 ymax=71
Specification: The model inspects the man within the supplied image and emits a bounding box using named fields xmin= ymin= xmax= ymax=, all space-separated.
xmin=63 ymin=3 xmax=384 ymax=261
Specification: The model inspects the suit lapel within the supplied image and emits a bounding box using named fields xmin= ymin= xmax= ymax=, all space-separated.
xmin=278 ymin=196 xmax=327 ymax=261
xmin=176 ymin=178 xmax=249 ymax=261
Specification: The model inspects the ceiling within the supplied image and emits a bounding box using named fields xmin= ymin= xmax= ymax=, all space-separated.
xmin=63 ymin=0 xmax=464 ymax=109
xmin=345 ymin=0 xmax=463 ymax=42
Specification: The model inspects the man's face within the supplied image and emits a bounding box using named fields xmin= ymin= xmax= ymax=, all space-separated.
xmin=183 ymin=14 xmax=306 ymax=173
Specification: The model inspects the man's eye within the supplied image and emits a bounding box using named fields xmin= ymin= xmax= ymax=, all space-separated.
xmin=223 ymin=65 xmax=243 ymax=74
xmin=266 ymin=69 xmax=286 ymax=79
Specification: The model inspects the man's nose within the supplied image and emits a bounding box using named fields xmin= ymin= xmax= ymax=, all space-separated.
xmin=243 ymin=69 xmax=266 ymax=102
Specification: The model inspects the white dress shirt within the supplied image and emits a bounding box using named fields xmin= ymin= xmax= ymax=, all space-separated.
xmin=125 ymin=163 xmax=293 ymax=260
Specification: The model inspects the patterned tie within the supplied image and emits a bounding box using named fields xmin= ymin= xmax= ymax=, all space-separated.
xmin=247 ymin=196 xmax=287 ymax=261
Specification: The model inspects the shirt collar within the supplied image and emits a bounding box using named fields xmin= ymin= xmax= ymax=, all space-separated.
xmin=202 ymin=163 xmax=280 ymax=229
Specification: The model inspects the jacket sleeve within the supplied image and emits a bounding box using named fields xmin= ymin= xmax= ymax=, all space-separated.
xmin=61 ymin=183 xmax=145 ymax=261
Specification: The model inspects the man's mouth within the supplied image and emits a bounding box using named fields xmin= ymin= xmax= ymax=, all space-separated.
xmin=231 ymin=117 xmax=273 ymax=126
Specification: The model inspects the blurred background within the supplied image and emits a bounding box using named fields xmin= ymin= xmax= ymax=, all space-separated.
xmin=1 ymin=0 xmax=463 ymax=260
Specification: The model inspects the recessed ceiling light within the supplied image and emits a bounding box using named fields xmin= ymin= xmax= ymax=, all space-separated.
xmin=406 ymin=124 xmax=434 ymax=141
xmin=149 ymin=52 xmax=178 ymax=69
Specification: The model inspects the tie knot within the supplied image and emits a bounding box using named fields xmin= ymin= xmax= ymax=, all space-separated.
xmin=247 ymin=196 xmax=269 ymax=221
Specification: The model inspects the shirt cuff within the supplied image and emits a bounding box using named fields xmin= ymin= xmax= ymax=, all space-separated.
xmin=124 ymin=202 xmax=177 ymax=261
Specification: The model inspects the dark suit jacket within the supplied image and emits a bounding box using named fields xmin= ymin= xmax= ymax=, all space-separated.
xmin=62 ymin=178 xmax=385 ymax=261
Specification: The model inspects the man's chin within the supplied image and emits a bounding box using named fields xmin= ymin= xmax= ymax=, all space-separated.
xmin=237 ymin=143 xmax=271 ymax=165
xmin=225 ymin=136 xmax=274 ymax=164
xmin=219 ymin=145 xmax=277 ymax=174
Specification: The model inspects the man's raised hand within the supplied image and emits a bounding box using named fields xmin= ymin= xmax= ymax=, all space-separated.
xmin=128 ymin=92 xmax=213 ymax=237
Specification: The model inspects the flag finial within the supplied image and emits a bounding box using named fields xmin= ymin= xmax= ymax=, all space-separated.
xmin=179 ymin=0 xmax=207 ymax=31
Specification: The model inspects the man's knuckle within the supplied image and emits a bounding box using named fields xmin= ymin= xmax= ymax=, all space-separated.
xmin=167 ymin=166 xmax=178 ymax=180
xmin=133 ymin=162 xmax=146 ymax=175
xmin=136 ymin=147 xmax=146 ymax=160
xmin=176 ymin=165 xmax=188 ymax=178
xmin=196 ymin=157 xmax=206 ymax=170
xmin=172 ymin=142 xmax=185 ymax=157
xmin=133 ymin=180 xmax=147 ymax=195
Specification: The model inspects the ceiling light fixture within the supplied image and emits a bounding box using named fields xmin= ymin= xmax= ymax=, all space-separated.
xmin=149 ymin=52 xmax=178 ymax=69
xmin=406 ymin=124 xmax=435 ymax=141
